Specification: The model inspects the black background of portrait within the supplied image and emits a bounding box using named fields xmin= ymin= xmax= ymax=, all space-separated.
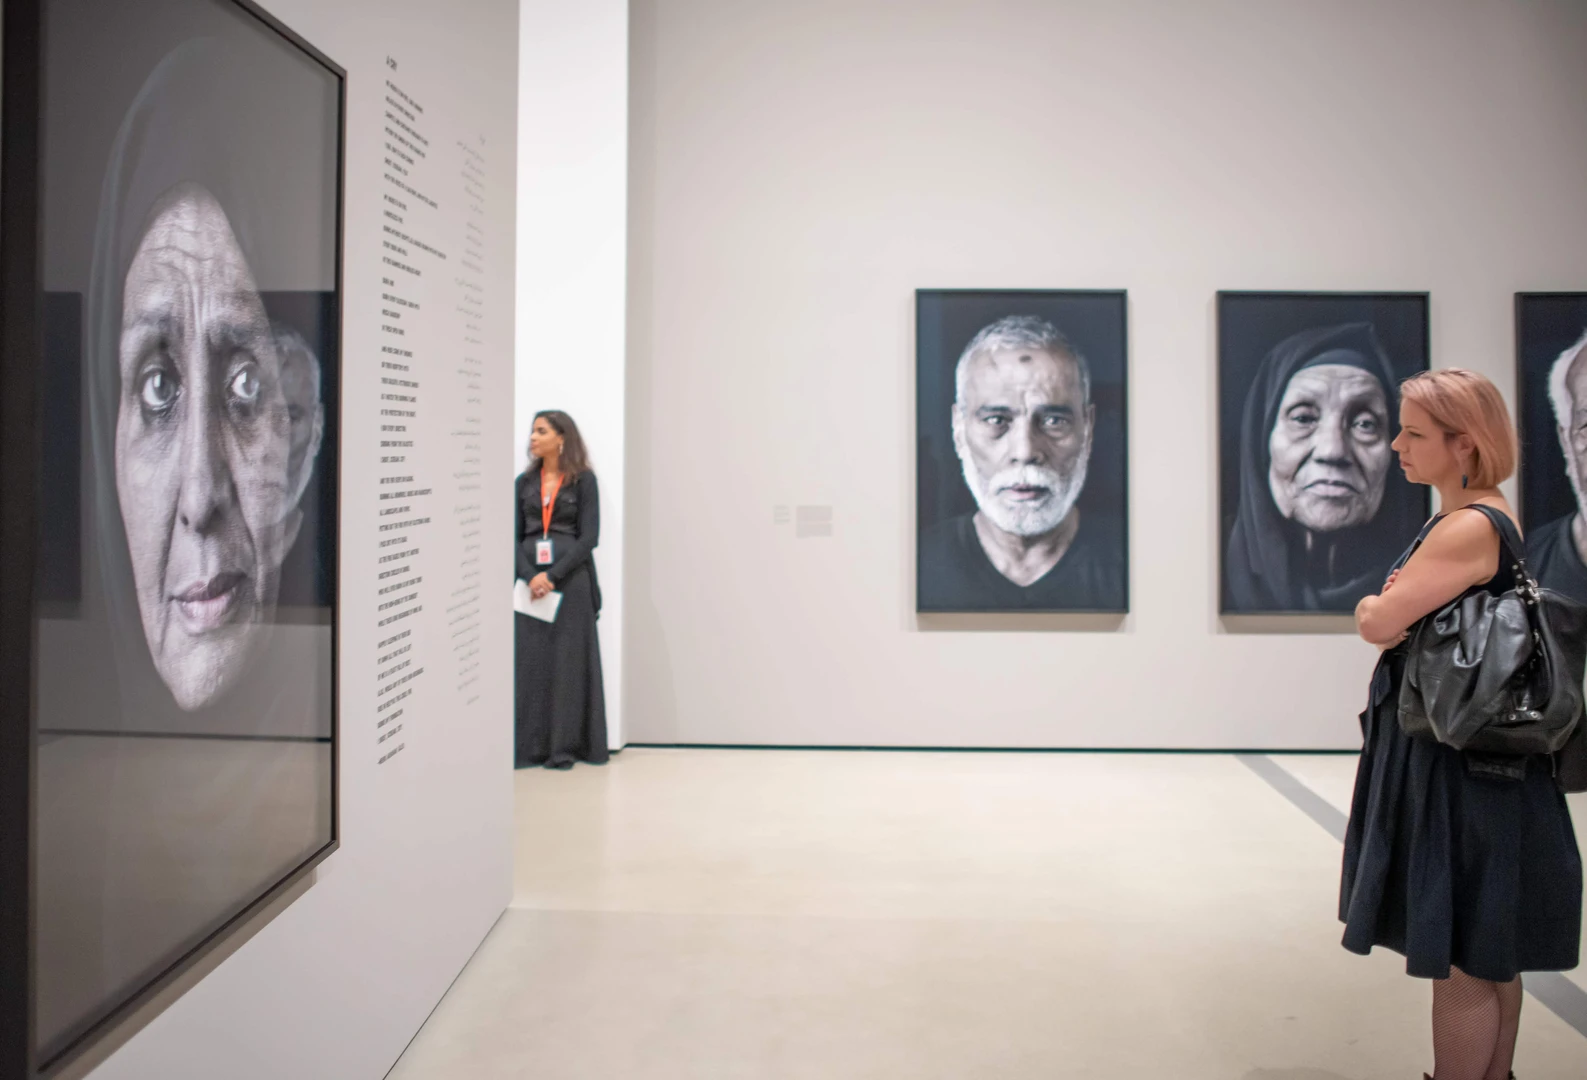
xmin=1516 ymin=293 xmax=1587 ymax=530
xmin=1217 ymin=292 xmax=1431 ymax=614
xmin=262 ymin=290 xmax=340 ymax=614
xmin=916 ymin=289 xmax=1128 ymax=611
xmin=39 ymin=294 xmax=82 ymax=611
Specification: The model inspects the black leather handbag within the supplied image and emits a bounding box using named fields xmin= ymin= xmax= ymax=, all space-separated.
xmin=1397 ymin=504 xmax=1587 ymax=778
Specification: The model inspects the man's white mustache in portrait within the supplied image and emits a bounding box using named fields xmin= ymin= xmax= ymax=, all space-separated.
xmin=959 ymin=457 xmax=1087 ymax=538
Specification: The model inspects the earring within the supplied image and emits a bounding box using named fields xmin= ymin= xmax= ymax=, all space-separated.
xmin=1461 ymin=474 xmax=1469 ymax=489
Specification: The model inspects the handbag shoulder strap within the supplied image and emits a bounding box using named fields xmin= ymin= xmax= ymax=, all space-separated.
xmin=1459 ymin=503 xmax=1534 ymax=587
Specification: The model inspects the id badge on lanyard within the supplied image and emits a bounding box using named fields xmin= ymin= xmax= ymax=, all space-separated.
xmin=537 ymin=473 xmax=564 ymax=567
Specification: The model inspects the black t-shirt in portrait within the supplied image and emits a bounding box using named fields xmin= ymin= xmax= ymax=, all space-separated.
xmin=1528 ymin=514 xmax=1587 ymax=606
xmin=917 ymin=511 xmax=1126 ymax=612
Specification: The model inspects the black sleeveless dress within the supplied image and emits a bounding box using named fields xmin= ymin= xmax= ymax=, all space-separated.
xmin=1340 ymin=511 xmax=1582 ymax=981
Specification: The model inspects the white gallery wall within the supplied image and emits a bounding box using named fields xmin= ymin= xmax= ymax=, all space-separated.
xmin=85 ymin=0 xmax=519 ymax=1076
xmin=517 ymin=0 xmax=629 ymax=747
xmin=626 ymin=0 xmax=1587 ymax=749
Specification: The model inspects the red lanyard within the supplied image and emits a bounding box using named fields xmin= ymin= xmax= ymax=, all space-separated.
xmin=540 ymin=472 xmax=564 ymax=537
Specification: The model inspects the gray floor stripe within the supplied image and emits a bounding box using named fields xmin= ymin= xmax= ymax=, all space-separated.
xmin=1522 ymin=971 xmax=1587 ymax=1036
xmin=1238 ymin=753 xmax=1587 ymax=1041
xmin=1235 ymin=753 xmax=1348 ymax=843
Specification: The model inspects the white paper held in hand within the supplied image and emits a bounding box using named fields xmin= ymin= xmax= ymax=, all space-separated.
xmin=513 ymin=580 xmax=562 ymax=622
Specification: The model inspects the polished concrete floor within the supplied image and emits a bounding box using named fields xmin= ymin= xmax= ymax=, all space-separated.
xmin=389 ymin=750 xmax=1587 ymax=1079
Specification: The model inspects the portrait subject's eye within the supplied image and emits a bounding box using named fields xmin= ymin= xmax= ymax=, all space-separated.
xmin=1040 ymin=414 xmax=1073 ymax=434
xmin=1351 ymin=412 xmax=1382 ymax=438
xmin=1286 ymin=406 xmax=1320 ymax=431
xmin=138 ymin=367 xmax=179 ymax=413
xmin=981 ymin=414 xmax=1010 ymax=433
xmin=228 ymin=363 xmax=261 ymax=405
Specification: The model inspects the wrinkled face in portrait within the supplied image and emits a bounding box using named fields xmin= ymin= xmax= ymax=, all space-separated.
xmin=1267 ymin=362 xmax=1391 ymax=533
xmin=1559 ymin=349 xmax=1587 ymax=514
xmin=116 ymin=181 xmax=319 ymax=710
xmin=953 ymin=347 xmax=1094 ymax=538
xmin=275 ymin=327 xmax=324 ymax=504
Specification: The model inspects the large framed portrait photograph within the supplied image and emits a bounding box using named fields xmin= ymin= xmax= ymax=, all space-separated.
xmin=1217 ymin=292 xmax=1430 ymax=615
xmin=916 ymin=290 xmax=1128 ymax=614
xmin=1 ymin=0 xmax=343 ymax=1072
xmin=1516 ymin=292 xmax=1587 ymax=605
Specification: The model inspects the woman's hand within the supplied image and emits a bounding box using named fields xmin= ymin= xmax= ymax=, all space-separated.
xmin=1378 ymin=630 xmax=1408 ymax=651
xmin=1356 ymin=576 xmax=1409 ymax=649
xmin=529 ymin=572 xmax=554 ymax=600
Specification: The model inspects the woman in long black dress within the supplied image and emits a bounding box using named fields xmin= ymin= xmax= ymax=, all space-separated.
xmin=515 ymin=411 xmax=609 ymax=769
xmin=1345 ymin=370 xmax=1581 ymax=1080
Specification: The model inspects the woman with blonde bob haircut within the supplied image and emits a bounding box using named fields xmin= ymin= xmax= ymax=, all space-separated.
xmin=1342 ymin=369 xmax=1581 ymax=1080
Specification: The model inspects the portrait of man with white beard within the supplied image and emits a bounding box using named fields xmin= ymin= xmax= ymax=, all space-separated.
xmin=1515 ymin=294 xmax=1587 ymax=605
xmin=917 ymin=295 xmax=1128 ymax=613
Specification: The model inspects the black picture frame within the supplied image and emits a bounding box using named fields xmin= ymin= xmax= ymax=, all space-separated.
xmin=1216 ymin=291 xmax=1431 ymax=616
xmin=915 ymin=288 xmax=1129 ymax=615
xmin=0 ymin=0 xmax=346 ymax=1075
xmin=1514 ymin=292 xmax=1587 ymax=605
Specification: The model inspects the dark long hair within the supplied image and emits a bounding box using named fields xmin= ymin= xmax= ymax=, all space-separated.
xmin=531 ymin=410 xmax=592 ymax=478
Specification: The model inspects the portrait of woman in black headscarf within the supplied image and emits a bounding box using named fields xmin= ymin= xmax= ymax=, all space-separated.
xmin=84 ymin=36 xmax=338 ymax=716
xmin=30 ymin=8 xmax=341 ymax=1061
xmin=1221 ymin=313 xmax=1428 ymax=613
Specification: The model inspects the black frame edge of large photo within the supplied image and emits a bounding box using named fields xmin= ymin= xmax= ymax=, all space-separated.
xmin=913 ymin=288 xmax=1131 ymax=616
xmin=1214 ymin=290 xmax=1433 ymax=618
xmin=0 ymin=1 xmax=347 ymax=1076
xmin=1 ymin=0 xmax=48 ymax=1076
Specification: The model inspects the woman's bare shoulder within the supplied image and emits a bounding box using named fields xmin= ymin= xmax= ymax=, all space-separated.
xmin=1422 ymin=501 xmax=1512 ymax=555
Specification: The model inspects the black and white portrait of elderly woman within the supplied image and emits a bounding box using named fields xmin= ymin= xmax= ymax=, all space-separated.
xmin=84 ymin=35 xmax=339 ymax=715
xmin=1218 ymin=295 xmax=1429 ymax=614
xmin=29 ymin=2 xmax=343 ymax=1061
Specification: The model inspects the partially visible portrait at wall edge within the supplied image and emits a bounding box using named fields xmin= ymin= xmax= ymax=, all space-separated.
xmin=1516 ymin=292 xmax=1587 ymax=606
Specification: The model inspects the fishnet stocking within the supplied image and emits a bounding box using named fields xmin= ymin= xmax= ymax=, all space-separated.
xmin=1428 ymin=967 xmax=1521 ymax=1080
xmin=1485 ymin=976 xmax=1522 ymax=1080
